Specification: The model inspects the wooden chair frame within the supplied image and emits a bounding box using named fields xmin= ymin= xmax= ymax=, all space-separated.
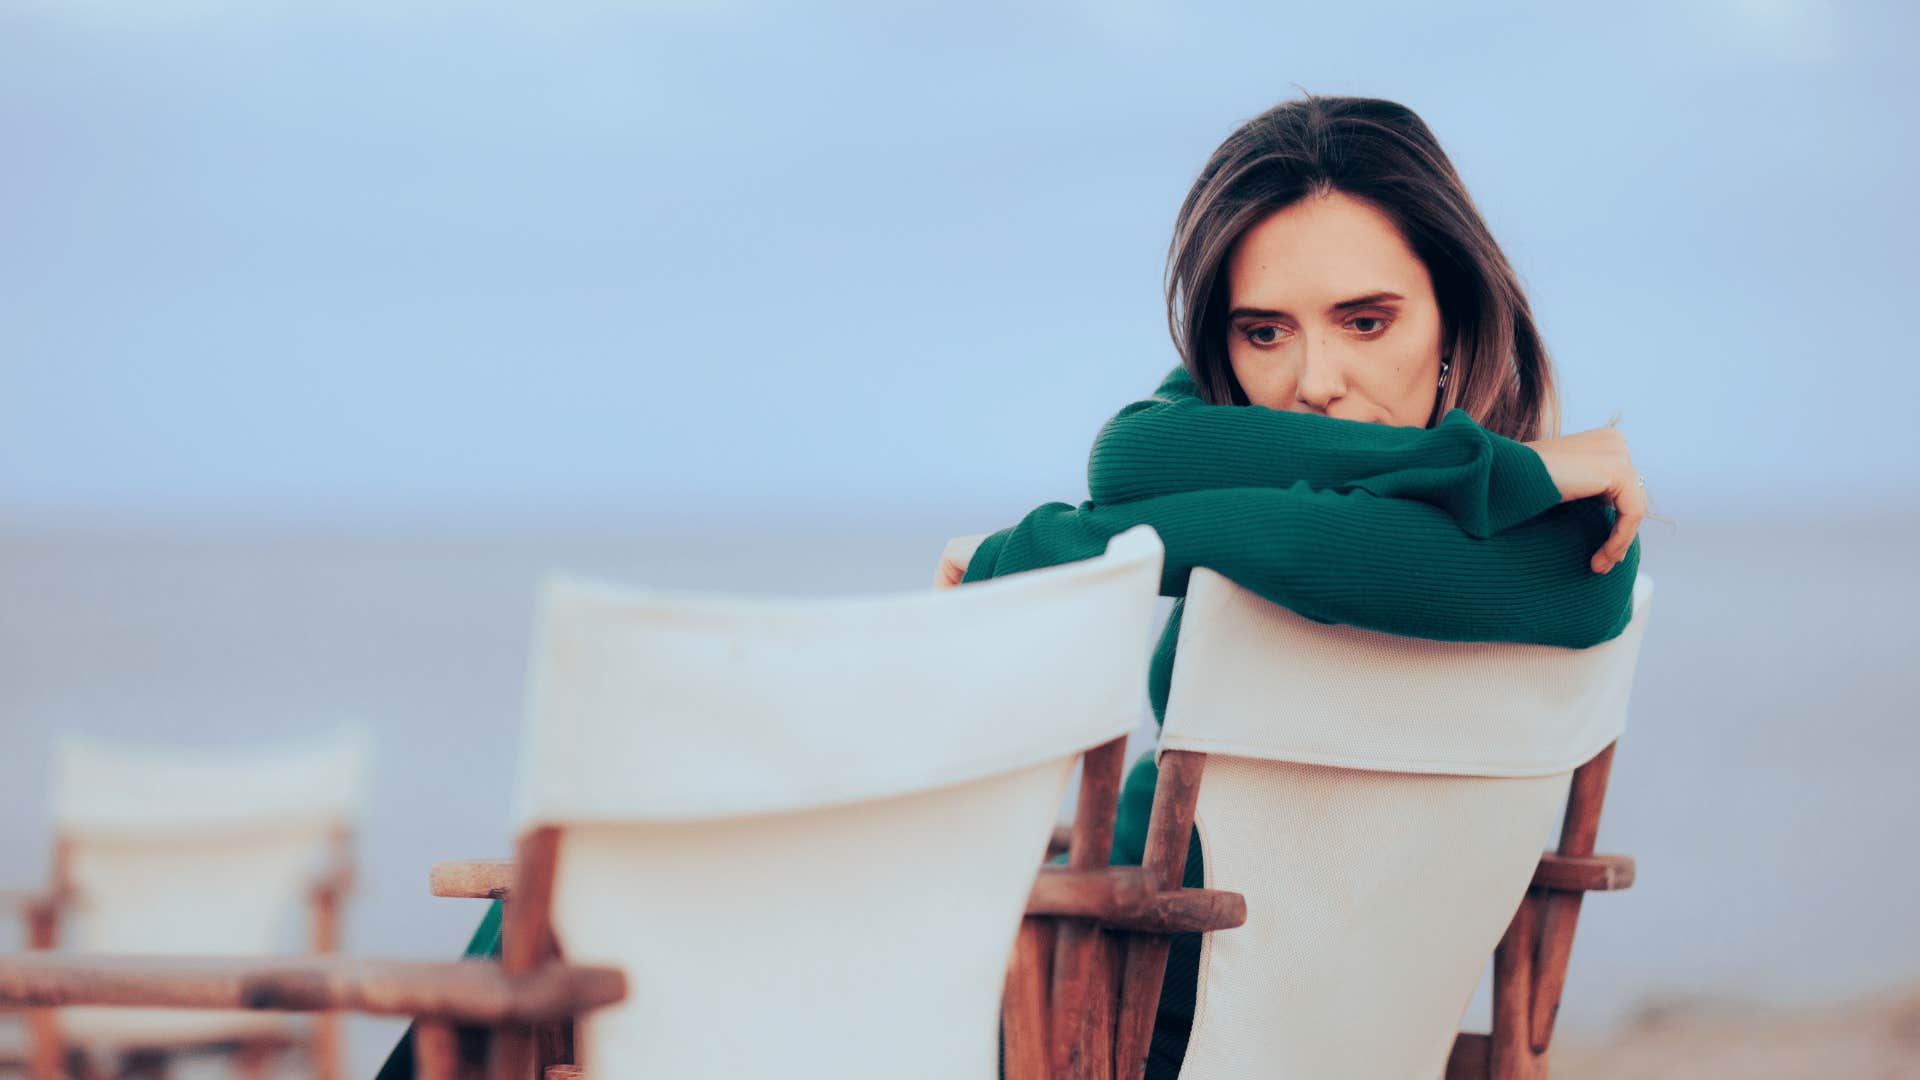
xmin=0 ymin=825 xmax=626 ymax=1080
xmin=425 ymin=738 xmax=1250 ymax=1080
xmin=2 ymin=827 xmax=359 ymax=1080
xmin=1446 ymin=741 xmax=1634 ymax=1080
xmin=1012 ymin=740 xmax=1634 ymax=1080
xmin=2 ymin=735 xmax=1623 ymax=1080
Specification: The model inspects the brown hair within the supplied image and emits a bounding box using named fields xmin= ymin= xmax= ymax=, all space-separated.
xmin=1165 ymin=95 xmax=1559 ymax=441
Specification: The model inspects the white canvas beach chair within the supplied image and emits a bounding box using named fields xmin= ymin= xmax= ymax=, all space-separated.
xmin=1 ymin=526 xmax=1229 ymax=1080
xmin=2 ymin=730 xmax=367 ymax=1080
xmin=1020 ymin=568 xmax=1654 ymax=1080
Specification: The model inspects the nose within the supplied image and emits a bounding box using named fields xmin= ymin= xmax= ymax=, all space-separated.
xmin=1293 ymin=339 xmax=1347 ymax=412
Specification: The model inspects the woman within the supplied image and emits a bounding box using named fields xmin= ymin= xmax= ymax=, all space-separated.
xmin=377 ymin=94 xmax=1645 ymax=1080
xmin=939 ymin=94 xmax=1644 ymax=1077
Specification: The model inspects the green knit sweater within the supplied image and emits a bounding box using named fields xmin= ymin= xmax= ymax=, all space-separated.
xmin=964 ymin=362 xmax=1638 ymax=712
xmin=962 ymin=364 xmax=1639 ymax=1075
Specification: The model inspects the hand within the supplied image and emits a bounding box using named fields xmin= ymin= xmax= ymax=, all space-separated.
xmin=1525 ymin=422 xmax=1646 ymax=575
xmin=934 ymin=533 xmax=990 ymax=589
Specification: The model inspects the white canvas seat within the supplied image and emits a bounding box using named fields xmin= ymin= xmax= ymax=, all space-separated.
xmin=43 ymin=730 xmax=367 ymax=1059
xmin=1158 ymin=569 xmax=1655 ymax=1080
xmin=508 ymin=525 xmax=1167 ymax=1080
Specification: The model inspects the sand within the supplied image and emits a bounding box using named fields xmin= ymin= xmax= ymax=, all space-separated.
xmin=1555 ymin=985 xmax=1920 ymax=1079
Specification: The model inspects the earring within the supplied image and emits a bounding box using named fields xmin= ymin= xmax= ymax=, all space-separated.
xmin=1438 ymin=358 xmax=1451 ymax=388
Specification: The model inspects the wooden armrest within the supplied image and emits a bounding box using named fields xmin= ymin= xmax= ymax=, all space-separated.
xmin=430 ymin=860 xmax=515 ymax=900
xmin=1028 ymin=866 xmax=1149 ymax=916
xmin=0 ymin=955 xmax=625 ymax=1024
xmin=1024 ymin=867 xmax=1246 ymax=935
xmin=1532 ymin=852 xmax=1635 ymax=893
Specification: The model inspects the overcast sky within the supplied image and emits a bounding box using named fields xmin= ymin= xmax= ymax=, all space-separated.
xmin=2 ymin=0 xmax=1913 ymax=529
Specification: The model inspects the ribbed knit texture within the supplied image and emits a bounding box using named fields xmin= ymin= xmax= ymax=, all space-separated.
xmin=1087 ymin=366 xmax=1561 ymax=540
xmin=964 ymin=365 xmax=1640 ymax=1079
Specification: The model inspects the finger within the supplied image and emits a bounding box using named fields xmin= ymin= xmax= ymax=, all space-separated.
xmin=1591 ymin=483 xmax=1646 ymax=573
xmin=1593 ymin=501 xmax=1635 ymax=572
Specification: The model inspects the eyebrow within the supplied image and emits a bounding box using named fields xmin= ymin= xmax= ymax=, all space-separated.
xmin=1228 ymin=292 xmax=1406 ymax=320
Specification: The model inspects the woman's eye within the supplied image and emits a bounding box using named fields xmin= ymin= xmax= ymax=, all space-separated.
xmin=1349 ymin=316 xmax=1390 ymax=335
xmin=1246 ymin=325 xmax=1284 ymax=345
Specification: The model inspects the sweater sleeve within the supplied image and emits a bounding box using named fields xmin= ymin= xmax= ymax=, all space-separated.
xmin=1087 ymin=366 xmax=1562 ymax=538
xmin=963 ymin=484 xmax=1638 ymax=649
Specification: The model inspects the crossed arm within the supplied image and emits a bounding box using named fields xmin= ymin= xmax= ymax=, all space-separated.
xmin=969 ymin=486 xmax=1637 ymax=649
xmin=954 ymin=366 xmax=1641 ymax=649
xmin=1085 ymin=365 xmax=1565 ymax=538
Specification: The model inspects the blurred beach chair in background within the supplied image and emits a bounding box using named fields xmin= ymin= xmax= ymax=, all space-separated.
xmin=1018 ymin=569 xmax=1654 ymax=1080
xmin=1 ymin=731 xmax=368 ymax=1080
xmin=2 ymin=526 xmax=1213 ymax=1080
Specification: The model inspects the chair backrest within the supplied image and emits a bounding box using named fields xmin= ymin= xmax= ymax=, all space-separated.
xmin=1157 ymin=570 xmax=1654 ymax=1080
xmin=510 ymin=526 xmax=1167 ymax=1080
xmin=51 ymin=729 xmax=367 ymax=956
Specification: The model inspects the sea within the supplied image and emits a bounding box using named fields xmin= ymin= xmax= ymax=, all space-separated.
xmin=2 ymin=514 xmax=1915 ymax=1076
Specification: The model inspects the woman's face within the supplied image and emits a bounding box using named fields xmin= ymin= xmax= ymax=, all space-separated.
xmin=1224 ymin=190 xmax=1446 ymax=426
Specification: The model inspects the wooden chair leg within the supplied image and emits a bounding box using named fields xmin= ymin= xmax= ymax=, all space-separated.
xmin=489 ymin=827 xmax=564 ymax=1080
xmin=1530 ymin=743 xmax=1615 ymax=1053
xmin=1490 ymin=891 xmax=1544 ymax=1080
xmin=307 ymin=830 xmax=349 ymax=1080
xmin=311 ymin=1014 xmax=344 ymax=1080
xmin=417 ymin=1022 xmax=489 ymax=1080
xmin=1051 ymin=921 xmax=1116 ymax=1079
xmin=26 ymin=895 xmax=64 ymax=1080
xmin=26 ymin=1008 xmax=62 ymax=1080
xmin=416 ymin=1021 xmax=459 ymax=1080
xmin=1051 ymin=738 xmax=1128 ymax=1080
xmin=487 ymin=1026 xmax=533 ymax=1080
xmin=1002 ymin=917 xmax=1055 ymax=1080
xmin=232 ymin=1041 xmax=274 ymax=1080
xmin=1114 ymin=750 xmax=1206 ymax=1080
xmin=1113 ymin=934 xmax=1171 ymax=1080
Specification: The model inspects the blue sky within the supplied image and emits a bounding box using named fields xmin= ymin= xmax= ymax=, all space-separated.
xmin=2 ymin=0 xmax=1913 ymax=527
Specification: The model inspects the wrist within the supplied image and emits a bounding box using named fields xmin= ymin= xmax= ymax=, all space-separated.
xmin=1492 ymin=436 xmax=1566 ymax=528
